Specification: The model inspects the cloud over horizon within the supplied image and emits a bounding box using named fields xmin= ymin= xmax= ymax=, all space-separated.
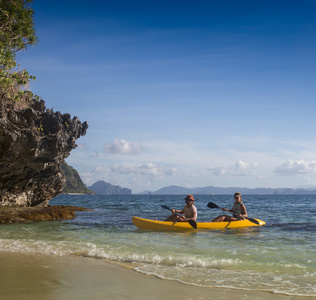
xmin=104 ymin=138 xmax=144 ymax=155
xmin=110 ymin=162 xmax=178 ymax=177
xmin=208 ymin=160 xmax=259 ymax=177
xmin=275 ymin=160 xmax=316 ymax=175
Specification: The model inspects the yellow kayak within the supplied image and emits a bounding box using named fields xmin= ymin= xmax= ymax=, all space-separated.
xmin=132 ymin=216 xmax=266 ymax=231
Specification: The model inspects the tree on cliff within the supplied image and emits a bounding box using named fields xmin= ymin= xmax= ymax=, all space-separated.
xmin=0 ymin=0 xmax=38 ymax=103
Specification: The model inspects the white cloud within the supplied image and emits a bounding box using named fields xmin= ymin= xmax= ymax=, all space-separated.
xmin=208 ymin=160 xmax=259 ymax=176
xmin=89 ymin=152 xmax=99 ymax=158
xmin=110 ymin=162 xmax=178 ymax=177
xmin=104 ymin=138 xmax=144 ymax=155
xmin=94 ymin=166 xmax=107 ymax=173
xmin=275 ymin=160 xmax=316 ymax=175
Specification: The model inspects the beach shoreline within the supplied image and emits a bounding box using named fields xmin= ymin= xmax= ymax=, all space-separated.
xmin=0 ymin=251 xmax=311 ymax=300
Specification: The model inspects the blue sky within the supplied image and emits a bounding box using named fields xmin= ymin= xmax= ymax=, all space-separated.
xmin=18 ymin=0 xmax=316 ymax=193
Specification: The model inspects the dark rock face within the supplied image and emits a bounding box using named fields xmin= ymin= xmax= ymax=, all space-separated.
xmin=0 ymin=99 xmax=88 ymax=207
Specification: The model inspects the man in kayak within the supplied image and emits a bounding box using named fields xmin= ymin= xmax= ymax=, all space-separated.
xmin=211 ymin=192 xmax=248 ymax=222
xmin=164 ymin=195 xmax=197 ymax=222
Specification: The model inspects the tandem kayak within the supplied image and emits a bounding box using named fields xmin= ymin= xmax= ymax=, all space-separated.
xmin=132 ymin=216 xmax=266 ymax=231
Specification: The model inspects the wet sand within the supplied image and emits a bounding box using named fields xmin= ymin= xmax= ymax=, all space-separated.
xmin=0 ymin=252 xmax=310 ymax=300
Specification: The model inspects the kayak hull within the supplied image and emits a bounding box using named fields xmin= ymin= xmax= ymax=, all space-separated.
xmin=132 ymin=216 xmax=266 ymax=231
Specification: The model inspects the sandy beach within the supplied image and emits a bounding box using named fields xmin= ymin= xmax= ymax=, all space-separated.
xmin=0 ymin=252 xmax=311 ymax=300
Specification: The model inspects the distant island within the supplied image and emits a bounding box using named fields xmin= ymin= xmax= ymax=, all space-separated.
xmin=139 ymin=185 xmax=316 ymax=195
xmin=88 ymin=180 xmax=132 ymax=195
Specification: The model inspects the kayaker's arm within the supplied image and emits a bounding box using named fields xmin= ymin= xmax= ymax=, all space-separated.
xmin=171 ymin=209 xmax=184 ymax=214
xmin=239 ymin=203 xmax=248 ymax=219
xmin=170 ymin=209 xmax=186 ymax=222
xmin=222 ymin=208 xmax=231 ymax=212
xmin=223 ymin=205 xmax=248 ymax=219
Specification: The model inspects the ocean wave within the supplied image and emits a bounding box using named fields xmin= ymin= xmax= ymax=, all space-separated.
xmin=0 ymin=238 xmax=239 ymax=268
xmin=134 ymin=264 xmax=316 ymax=297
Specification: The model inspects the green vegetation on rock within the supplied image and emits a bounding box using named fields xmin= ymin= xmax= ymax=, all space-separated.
xmin=0 ymin=0 xmax=38 ymax=104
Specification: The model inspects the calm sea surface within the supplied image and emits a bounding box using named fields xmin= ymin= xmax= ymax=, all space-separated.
xmin=0 ymin=194 xmax=315 ymax=297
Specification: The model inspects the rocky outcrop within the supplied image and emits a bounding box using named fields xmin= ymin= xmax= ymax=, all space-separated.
xmin=0 ymin=98 xmax=88 ymax=207
xmin=0 ymin=205 xmax=91 ymax=224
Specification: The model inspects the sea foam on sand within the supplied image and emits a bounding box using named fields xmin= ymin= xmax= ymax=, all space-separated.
xmin=0 ymin=252 xmax=309 ymax=300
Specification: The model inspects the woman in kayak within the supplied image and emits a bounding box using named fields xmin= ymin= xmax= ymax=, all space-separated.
xmin=164 ymin=195 xmax=197 ymax=222
xmin=211 ymin=192 xmax=248 ymax=222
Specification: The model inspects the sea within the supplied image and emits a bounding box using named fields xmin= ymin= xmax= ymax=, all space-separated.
xmin=0 ymin=194 xmax=315 ymax=297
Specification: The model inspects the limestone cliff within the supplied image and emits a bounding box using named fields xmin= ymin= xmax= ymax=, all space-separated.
xmin=0 ymin=98 xmax=88 ymax=207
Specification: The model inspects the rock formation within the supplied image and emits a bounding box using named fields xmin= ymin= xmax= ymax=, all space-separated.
xmin=0 ymin=98 xmax=88 ymax=207
xmin=0 ymin=205 xmax=91 ymax=224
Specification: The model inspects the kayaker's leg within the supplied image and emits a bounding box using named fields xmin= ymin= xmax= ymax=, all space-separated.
xmin=164 ymin=214 xmax=180 ymax=222
xmin=212 ymin=215 xmax=238 ymax=222
xmin=211 ymin=215 xmax=226 ymax=222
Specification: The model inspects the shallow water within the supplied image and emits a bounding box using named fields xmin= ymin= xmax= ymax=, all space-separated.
xmin=0 ymin=194 xmax=315 ymax=296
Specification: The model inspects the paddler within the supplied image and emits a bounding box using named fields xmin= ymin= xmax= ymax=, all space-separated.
xmin=211 ymin=192 xmax=248 ymax=222
xmin=164 ymin=195 xmax=197 ymax=222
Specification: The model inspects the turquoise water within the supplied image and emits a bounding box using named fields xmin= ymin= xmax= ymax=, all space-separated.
xmin=0 ymin=194 xmax=315 ymax=296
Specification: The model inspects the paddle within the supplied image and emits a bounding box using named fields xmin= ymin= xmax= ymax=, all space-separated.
xmin=161 ymin=205 xmax=197 ymax=229
xmin=207 ymin=202 xmax=260 ymax=225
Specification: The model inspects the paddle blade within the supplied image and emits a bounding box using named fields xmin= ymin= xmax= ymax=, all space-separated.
xmin=247 ymin=218 xmax=260 ymax=225
xmin=188 ymin=220 xmax=197 ymax=229
xmin=161 ymin=205 xmax=171 ymax=211
xmin=207 ymin=202 xmax=220 ymax=209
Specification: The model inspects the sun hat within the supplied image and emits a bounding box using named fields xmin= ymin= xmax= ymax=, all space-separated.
xmin=184 ymin=195 xmax=195 ymax=201
xmin=234 ymin=192 xmax=242 ymax=198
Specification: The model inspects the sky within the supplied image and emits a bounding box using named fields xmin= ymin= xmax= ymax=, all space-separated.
xmin=17 ymin=0 xmax=316 ymax=193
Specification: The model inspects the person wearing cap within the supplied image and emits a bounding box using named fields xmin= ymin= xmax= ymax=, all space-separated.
xmin=211 ymin=192 xmax=248 ymax=222
xmin=164 ymin=195 xmax=197 ymax=222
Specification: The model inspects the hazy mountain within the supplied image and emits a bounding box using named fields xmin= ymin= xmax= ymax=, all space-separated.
xmin=89 ymin=180 xmax=132 ymax=195
xmin=140 ymin=185 xmax=316 ymax=195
